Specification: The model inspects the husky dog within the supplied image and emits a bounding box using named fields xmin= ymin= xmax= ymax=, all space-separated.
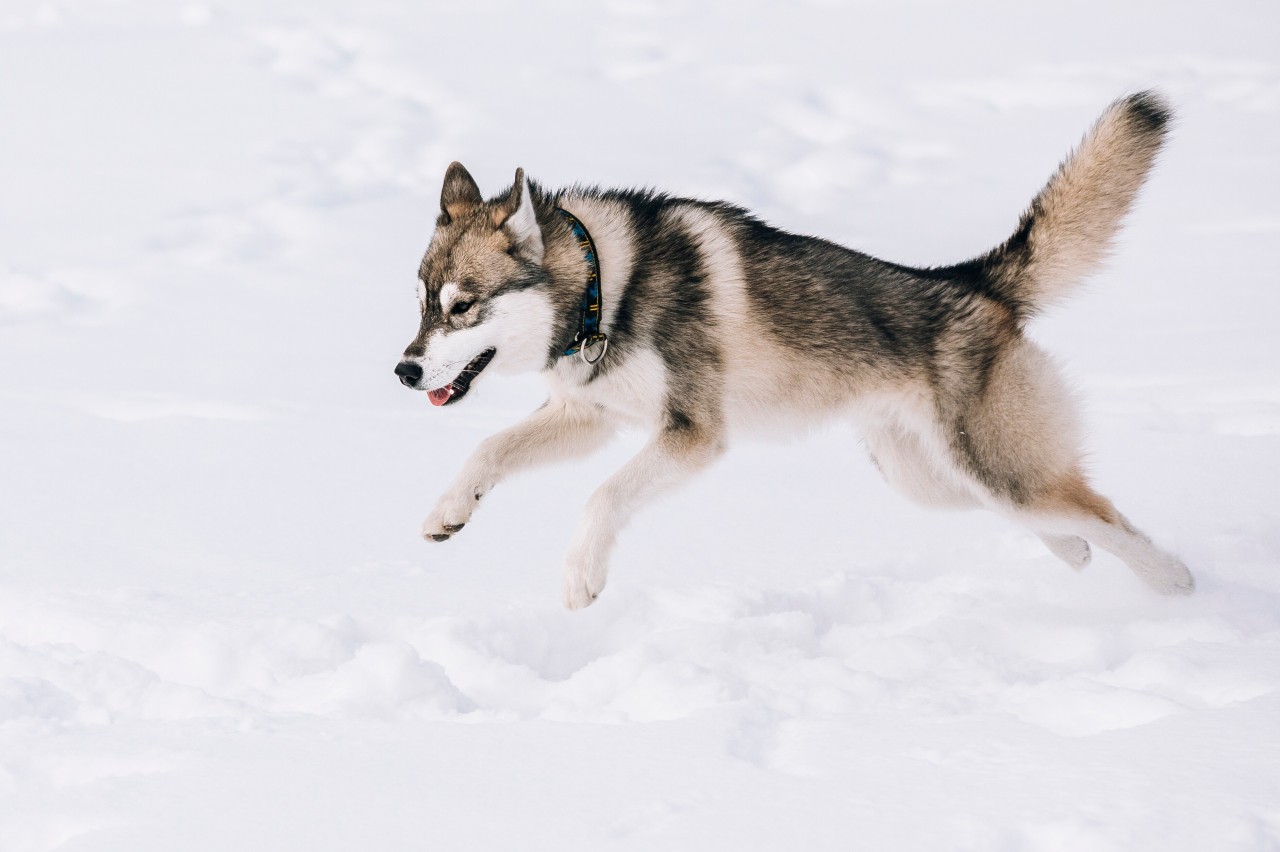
xmin=395 ymin=91 xmax=1194 ymax=609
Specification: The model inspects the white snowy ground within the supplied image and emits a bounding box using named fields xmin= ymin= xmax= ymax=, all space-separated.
xmin=2 ymin=0 xmax=1279 ymax=849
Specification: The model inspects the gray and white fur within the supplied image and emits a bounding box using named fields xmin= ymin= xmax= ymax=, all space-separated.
xmin=396 ymin=91 xmax=1195 ymax=609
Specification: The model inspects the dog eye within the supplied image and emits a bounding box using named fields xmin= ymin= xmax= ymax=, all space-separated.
xmin=451 ymin=300 xmax=474 ymax=316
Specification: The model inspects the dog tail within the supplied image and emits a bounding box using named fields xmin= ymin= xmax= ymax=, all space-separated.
xmin=977 ymin=91 xmax=1172 ymax=323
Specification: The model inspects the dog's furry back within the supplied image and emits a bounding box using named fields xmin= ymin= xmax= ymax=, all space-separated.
xmin=976 ymin=91 xmax=1172 ymax=322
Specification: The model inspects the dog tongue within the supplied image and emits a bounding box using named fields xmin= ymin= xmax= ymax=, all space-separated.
xmin=427 ymin=386 xmax=453 ymax=406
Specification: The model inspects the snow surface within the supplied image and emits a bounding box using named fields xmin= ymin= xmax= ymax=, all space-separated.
xmin=2 ymin=0 xmax=1279 ymax=849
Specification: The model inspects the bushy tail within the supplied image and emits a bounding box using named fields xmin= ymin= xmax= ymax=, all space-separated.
xmin=979 ymin=91 xmax=1172 ymax=322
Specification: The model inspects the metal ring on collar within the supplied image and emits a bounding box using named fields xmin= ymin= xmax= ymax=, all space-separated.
xmin=581 ymin=335 xmax=608 ymax=365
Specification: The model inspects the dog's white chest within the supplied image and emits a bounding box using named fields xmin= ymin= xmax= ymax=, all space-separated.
xmin=549 ymin=346 xmax=669 ymax=428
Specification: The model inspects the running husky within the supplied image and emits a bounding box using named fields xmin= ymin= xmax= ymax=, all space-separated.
xmin=395 ymin=91 xmax=1195 ymax=609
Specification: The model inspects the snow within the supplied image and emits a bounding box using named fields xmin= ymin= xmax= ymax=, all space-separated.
xmin=2 ymin=0 xmax=1279 ymax=849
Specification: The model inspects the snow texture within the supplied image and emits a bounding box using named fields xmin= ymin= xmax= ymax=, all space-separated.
xmin=2 ymin=1 xmax=1279 ymax=850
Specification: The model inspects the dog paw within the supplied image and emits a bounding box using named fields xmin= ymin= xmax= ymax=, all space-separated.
xmin=562 ymin=554 xmax=607 ymax=610
xmin=1152 ymin=559 xmax=1197 ymax=596
xmin=420 ymin=488 xmax=480 ymax=542
xmin=1040 ymin=533 xmax=1092 ymax=571
xmin=1130 ymin=551 xmax=1197 ymax=596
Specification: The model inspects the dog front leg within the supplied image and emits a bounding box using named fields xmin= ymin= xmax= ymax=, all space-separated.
xmin=422 ymin=399 xmax=613 ymax=541
xmin=563 ymin=422 xmax=723 ymax=609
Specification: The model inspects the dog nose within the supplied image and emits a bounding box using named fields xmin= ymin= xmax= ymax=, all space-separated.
xmin=395 ymin=360 xmax=423 ymax=387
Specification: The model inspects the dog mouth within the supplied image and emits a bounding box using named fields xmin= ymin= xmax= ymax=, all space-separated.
xmin=427 ymin=348 xmax=496 ymax=406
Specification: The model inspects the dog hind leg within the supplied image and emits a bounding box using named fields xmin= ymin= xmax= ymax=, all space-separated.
xmin=1021 ymin=481 xmax=1194 ymax=594
xmin=865 ymin=414 xmax=1095 ymax=572
xmin=864 ymin=422 xmax=979 ymax=510
xmin=939 ymin=339 xmax=1194 ymax=593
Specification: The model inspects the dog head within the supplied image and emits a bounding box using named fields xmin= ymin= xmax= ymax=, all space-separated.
xmin=395 ymin=162 xmax=556 ymax=406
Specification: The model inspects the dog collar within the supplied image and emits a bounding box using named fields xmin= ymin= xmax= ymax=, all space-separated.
xmin=556 ymin=207 xmax=609 ymax=364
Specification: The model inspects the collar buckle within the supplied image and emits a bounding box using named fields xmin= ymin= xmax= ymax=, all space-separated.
xmin=579 ymin=334 xmax=608 ymax=365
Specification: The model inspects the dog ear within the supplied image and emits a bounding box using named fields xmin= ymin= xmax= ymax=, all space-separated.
xmin=440 ymin=161 xmax=482 ymax=222
xmin=493 ymin=168 xmax=544 ymax=264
